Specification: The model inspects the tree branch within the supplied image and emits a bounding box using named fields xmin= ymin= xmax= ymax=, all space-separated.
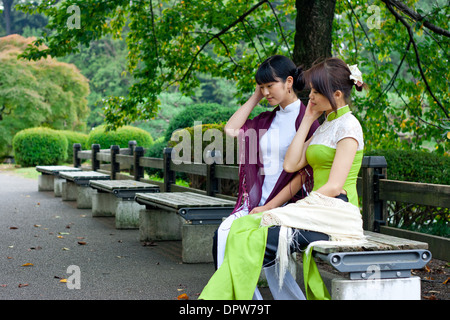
xmin=173 ymin=0 xmax=269 ymax=84
xmin=267 ymin=1 xmax=291 ymax=58
xmin=383 ymin=0 xmax=450 ymax=38
xmin=384 ymin=2 xmax=449 ymax=119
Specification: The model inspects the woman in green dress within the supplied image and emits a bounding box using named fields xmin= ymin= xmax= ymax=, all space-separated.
xmin=199 ymin=57 xmax=367 ymax=300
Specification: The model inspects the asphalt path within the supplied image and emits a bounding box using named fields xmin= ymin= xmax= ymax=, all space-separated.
xmin=0 ymin=170 xmax=216 ymax=301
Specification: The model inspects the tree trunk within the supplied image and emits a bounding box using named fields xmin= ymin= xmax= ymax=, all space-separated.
xmin=293 ymin=0 xmax=336 ymax=68
xmin=293 ymin=0 xmax=336 ymax=101
xmin=2 ymin=0 xmax=15 ymax=35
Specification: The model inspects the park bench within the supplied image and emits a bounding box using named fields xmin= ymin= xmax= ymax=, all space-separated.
xmin=59 ymin=171 xmax=110 ymax=209
xmin=89 ymin=179 xmax=160 ymax=229
xmin=134 ymin=191 xmax=235 ymax=263
xmin=35 ymin=165 xmax=81 ymax=195
xmin=310 ymin=231 xmax=431 ymax=300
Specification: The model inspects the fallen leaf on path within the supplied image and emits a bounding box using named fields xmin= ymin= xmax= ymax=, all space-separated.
xmin=18 ymin=283 xmax=29 ymax=288
xmin=443 ymin=277 xmax=449 ymax=285
xmin=21 ymin=263 xmax=34 ymax=267
xmin=177 ymin=293 xmax=189 ymax=300
xmin=9 ymin=226 xmax=18 ymax=229
xmin=77 ymin=241 xmax=87 ymax=245
xmin=59 ymin=279 xmax=67 ymax=283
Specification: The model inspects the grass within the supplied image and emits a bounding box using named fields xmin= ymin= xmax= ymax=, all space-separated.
xmin=0 ymin=164 xmax=40 ymax=180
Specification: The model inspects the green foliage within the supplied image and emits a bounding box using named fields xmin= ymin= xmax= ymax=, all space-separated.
xmin=12 ymin=127 xmax=68 ymax=167
xmin=16 ymin=0 xmax=449 ymax=155
xmin=366 ymin=149 xmax=449 ymax=237
xmin=59 ymin=130 xmax=88 ymax=161
xmin=164 ymin=102 xmax=267 ymax=142
xmin=366 ymin=149 xmax=449 ymax=185
xmin=86 ymin=125 xmax=154 ymax=149
xmin=0 ymin=34 xmax=90 ymax=159
xmin=333 ymin=1 xmax=449 ymax=155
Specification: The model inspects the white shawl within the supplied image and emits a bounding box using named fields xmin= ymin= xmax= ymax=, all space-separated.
xmin=260 ymin=191 xmax=366 ymax=286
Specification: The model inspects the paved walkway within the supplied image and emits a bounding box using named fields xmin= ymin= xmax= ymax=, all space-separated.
xmin=0 ymin=170 xmax=216 ymax=300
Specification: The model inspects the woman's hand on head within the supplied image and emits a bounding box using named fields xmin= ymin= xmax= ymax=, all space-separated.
xmin=253 ymin=84 xmax=264 ymax=102
xmin=305 ymin=99 xmax=324 ymax=121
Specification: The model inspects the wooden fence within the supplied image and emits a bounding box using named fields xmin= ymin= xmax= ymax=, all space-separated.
xmin=73 ymin=142 xmax=450 ymax=261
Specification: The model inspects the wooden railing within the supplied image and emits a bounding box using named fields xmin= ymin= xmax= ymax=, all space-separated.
xmin=73 ymin=142 xmax=449 ymax=260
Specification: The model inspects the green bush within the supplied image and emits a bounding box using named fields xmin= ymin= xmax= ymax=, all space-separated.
xmin=59 ymin=130 xmax=88 ymax=161
xmin=144 ymin=137 xmax=168 ymax=178
xmin=13 ymin=127 xmax=68 ymax=167
xmin=163 ymin=103 xmax=267 ymax=142
xmin=86 ymin=125 xmax=154 ymax=150
xmin=365 ymin=149 xmax=449 ymax=237
xmin=365 ymin=149 xmax=449 ymax=185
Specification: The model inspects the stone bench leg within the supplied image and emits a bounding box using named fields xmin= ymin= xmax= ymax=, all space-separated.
xmin=115 ymin=200 xmax=145 ymax=230
xmin=76 ymin=186 xmax=93 ymax=209
xmin=139 ymin=208 xmax=184 ymax=241
xmin=92 ymin=191 xmax=117 ymax=217
xmin=182 ymin=224 xmax=218 ymax=264
xmin=38 ymin=174 xmax=54 ymax=191
xmin=54 ymin=177 xmax=64 ymax=197
xmin=62 ymin=181 xmax=77 ymax=201
xmin=331 ymin=276 xmax=421 ymax=300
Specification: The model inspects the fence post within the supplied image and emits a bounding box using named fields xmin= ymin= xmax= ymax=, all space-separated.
xmin=91 ymin=144 xmax=100 ymax=171
xmin=361 ymin=156 xmax=388 ymax=232
xmin=163 ymin=147 xmax=175 ymax=192
xmin=205 ymin=150 xmax=220 ymax=196
xmin=110 ymin=145 xmax=120 ymax=180
xmin=134 ymin=146 xmax=145 ymax=181
xmin=73 ymin=143 xmax=81 ymax=168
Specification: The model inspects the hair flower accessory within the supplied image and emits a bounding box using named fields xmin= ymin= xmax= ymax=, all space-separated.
xmin=348 ymin=64 xmax=364 ymax=87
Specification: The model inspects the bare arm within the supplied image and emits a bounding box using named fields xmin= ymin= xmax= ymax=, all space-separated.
xmin=249 ymin=171 xmax=304 ymax=214
xmin=224 ymin=87 xmax=263 ymax=137
xmin=316 ymin=137 xmax=358 ymax=198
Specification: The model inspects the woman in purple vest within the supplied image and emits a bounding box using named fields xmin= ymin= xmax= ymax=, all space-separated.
xmin=213 ymin=55 xmax=320 ymax=299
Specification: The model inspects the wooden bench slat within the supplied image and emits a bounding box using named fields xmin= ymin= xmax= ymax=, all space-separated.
xmin=313 ymin=231 xmax=429 ymax=254
xmin=89 ymin=180 xmax=159 ymax=190
xmin=135 ymin=191 xmax=235 ymax=209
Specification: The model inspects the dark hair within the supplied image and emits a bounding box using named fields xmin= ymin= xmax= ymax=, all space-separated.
xmin=255 ymin=55 xmax=305 ymax=92
xmin=304 ymin=57 xmax=366 ymax=111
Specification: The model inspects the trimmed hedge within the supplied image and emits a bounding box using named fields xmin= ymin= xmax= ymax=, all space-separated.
xmin=365 ymin=149 xmax=449 ymax=185
xmin=86 ymin=125 xmax=154 ymax=150
xmin=365 ymin=149 xmax=449 ymax=237
xmin=60 ymin=130 xmax=88 ymax=162
xmin=13 ymin=127 xmax=68 ymax=167
xmin=163 ymin=103 xmax=267 ymax=142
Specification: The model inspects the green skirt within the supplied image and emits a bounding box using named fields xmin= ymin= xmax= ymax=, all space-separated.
xmin=199 ymin=213 xmax=330 ymax=300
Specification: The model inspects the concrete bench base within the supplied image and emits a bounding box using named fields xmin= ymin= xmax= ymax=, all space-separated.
xmin=61 ymin=181 xmax=93 ymax=209
xmin=54 ymin=177 xmax=64 ymax=197
xmin=182 ymin=224 xmax=218 ymax=264
xmin=38 ymin=174 xmax=54 ymax=191
xmin=331 ymin=276 xmax=421 ymax=300
xmin=139 ymin=208 xmax=184 ymax=241
xmin=92 ymin=191 xmax=144 ymax=229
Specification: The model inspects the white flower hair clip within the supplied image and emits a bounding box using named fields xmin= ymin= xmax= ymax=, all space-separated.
xmin=348 ymin=64 xmax=364 ymax=87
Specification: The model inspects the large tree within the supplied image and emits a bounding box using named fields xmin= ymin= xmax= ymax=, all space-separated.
xmin=17 ymin=0 xmax=449 ymax=153
xmin=0 ymin=34 xmax=89 ymax=158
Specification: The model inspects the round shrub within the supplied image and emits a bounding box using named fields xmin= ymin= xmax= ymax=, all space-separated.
xmin=13 ymin=127 xmax=68 ymax=167
xmin=59 ymin=130 xmax=88 ymax=161
xmin=86 ymin=125 xmax=154 ymax=150
xmin=164 ymin=103 xmax=268 ymax=142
